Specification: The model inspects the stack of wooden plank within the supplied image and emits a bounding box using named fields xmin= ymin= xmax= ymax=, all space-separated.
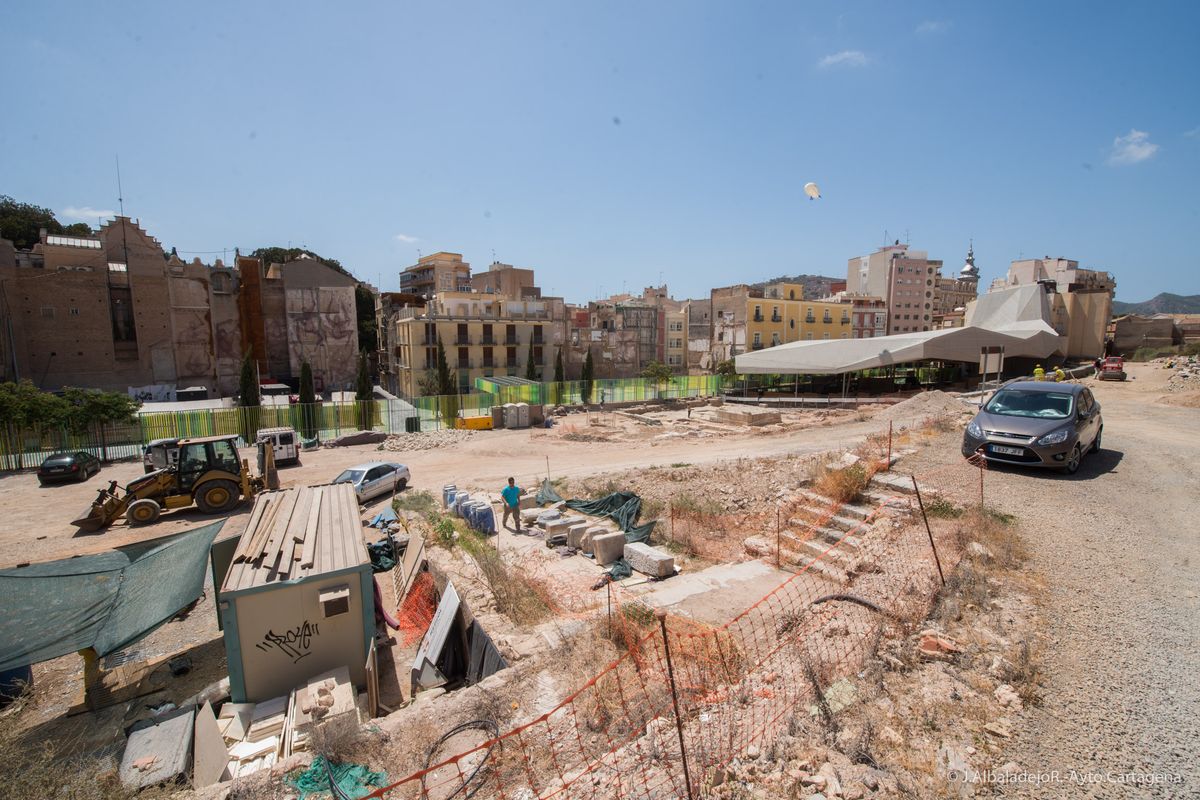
xmin=222 ymin=484 xmax=363 ymax=591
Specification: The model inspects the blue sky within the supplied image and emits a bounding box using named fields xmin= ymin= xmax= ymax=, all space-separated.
xmin=2 ymin=1 xmax=1197 ymax=302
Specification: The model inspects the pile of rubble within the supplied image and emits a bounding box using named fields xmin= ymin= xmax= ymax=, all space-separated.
xmin=877 ymin=390 xmax=975 ymax=425
xmin=1159 ymin=356 xmax=1200 ymax=392
xmin=380 ymin=429 xmax=475 ymax=452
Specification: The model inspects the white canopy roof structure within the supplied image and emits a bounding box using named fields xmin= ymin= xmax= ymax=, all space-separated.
xmin=735 ymin=285 xmax=1064 ymax=375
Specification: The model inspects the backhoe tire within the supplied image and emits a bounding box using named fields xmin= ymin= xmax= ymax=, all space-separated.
xmin=196 ymin=480 xmax=241 ymax=515
xmin=127 ymin=499 xmax=162 ymax=526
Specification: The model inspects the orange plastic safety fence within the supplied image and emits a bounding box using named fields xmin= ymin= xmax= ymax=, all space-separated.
xmin=367 ymin=457 xmax=982 ymax=799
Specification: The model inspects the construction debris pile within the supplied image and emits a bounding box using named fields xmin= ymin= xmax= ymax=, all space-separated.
xmin=877 ymin=389 xmax=977 ymax=425
xmin=380 ymin=429 xmax=475 ymax=451
xmin=1158 ymin=355 xmax=1200 ymax=392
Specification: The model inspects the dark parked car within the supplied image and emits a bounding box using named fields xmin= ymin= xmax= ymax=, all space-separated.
xmin=37 ymin=451 xmax=102 ymax=485
xmin=961 ymin=381 xmax=1102 ymax=475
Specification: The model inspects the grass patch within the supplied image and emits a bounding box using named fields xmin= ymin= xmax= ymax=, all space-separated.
xmin=640 ymin=496 xmax=665 ymax=520
xmin=1129 ymin=342 xmax=1200 ymax=361
xmin=669 ymin=462 xmax=692 ymax=468
xmin=924 ymin=497 xmax=964 ymax=519
xmin=0 ymin=696 xmax=162 ymax=800
xmin=809 ymin=458 xmax=876 ymax=504
xmin=458 ymin=528 xmax=556 ymax=626
xmin=393 ymin=489 xmax=438 ymax=516
xmin=670 ymin=493 xmax=724 ymax=517
xmin=1000 ymin=639 xmax=1042 ymax=706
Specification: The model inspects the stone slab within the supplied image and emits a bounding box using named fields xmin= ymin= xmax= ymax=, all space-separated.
xmin=623 ymin=542 xmax=675 ymax=578
xmin=567 ymin=523 xmax=592 ymax=549
xmin=542 ymin=517 xmax=572 ymax=536
xmin=583 ymin=526 xmax=608 ymax=552
xmin=120 ymin=708 xmax=195 ymax=790
xmin=591 ymin=532 xmax=626 ymax=566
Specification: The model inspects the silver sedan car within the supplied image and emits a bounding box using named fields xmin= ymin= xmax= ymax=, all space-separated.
xmin=961 ymin=381 xmax=1102 ymax=474
xmin=333 ymin=461 xmax=411 ymax=502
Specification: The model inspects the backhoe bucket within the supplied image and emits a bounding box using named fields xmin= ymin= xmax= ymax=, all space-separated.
xmin=71 ymin=501 xmax=115 ymax=532
xmin=70 ymin=483 xmax=127 ymax=532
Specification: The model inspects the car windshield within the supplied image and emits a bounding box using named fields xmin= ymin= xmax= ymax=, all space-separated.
xmin=334 ymin=469 xmax=366 ymax=484
xmin=985 ymin=389 xmax=1074 ymax=419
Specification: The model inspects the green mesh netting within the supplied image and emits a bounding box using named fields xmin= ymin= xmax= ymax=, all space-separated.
xmin=286 ymin=755 xmax=388 ymax=800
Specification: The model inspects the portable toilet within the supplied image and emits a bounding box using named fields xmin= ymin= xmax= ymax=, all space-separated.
xmin=491 ymin=406 xmax=505 ymax=430
xmin=218 ymin=484 xmax=373 ymax=703
xmin=502 ymin=403 xmax=519 ymax=429
xmin=516 ymin=403 xmax=530 ymax=428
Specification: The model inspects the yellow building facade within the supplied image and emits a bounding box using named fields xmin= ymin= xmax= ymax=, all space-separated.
xmin=746 ymin=284 xmax=852 ymax=351
xmin=390 ymin=290 xmax=562 ymax=396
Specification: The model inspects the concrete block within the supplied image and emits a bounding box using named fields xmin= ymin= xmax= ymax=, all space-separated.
xmin=624 ymin=542 xmax=675 ymax=578
xmin=519 ymin=495 xmax=537 ymax=510
xmin=583 ymin=526 xmax=608 ymax=552
xmin=542 ymin=517 xmax=572 ymax=536
xmin=567 ymin=522 xmax=592 ymax=549
xmin=520 ymin=508 xmax=540 ymax=523
xmin=591 ymin=532 xmax=626 ymax=566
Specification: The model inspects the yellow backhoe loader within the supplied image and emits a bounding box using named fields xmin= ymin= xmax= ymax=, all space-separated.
xmin=71 ymin=434 xmax=279 ymax=531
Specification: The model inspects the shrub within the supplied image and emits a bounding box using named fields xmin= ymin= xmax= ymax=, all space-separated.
xmin=394 ymin=489 xmax=438 ymax=516
xmin=811 ymin=460 xmax=875 ymax=504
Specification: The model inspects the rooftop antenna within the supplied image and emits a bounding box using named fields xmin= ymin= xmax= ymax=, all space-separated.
xmin=883 ymin=229 xmax=888 ymax=246
xmin=115 ymin=155 xmax=125 ymax=217
xmin=905 ymin=229 xmax=910 ymax=244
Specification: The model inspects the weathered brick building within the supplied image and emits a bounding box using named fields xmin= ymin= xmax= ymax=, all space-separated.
xmin=0 ymin=219 xmax=359 ymax=397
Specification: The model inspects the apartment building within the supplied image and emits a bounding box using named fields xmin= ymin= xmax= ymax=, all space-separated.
xmin=469 ymin=261 xmax=540 ymax=299
xmin=848 ymin=242 xmax=977 ymax=335
xmin=387 ymin=291 xmax=566 ymax=396
xmin=398 ymin=252 xmax=472 ymax=296
xmin=746 ymin=283 xmax=854 ymax=350
xmin=0 ymin=219 xmax=359 ymax=396
xmin=682 ymin=298 xmax=712 ymax=371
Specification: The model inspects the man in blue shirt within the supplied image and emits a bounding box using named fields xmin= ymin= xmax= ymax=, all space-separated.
xmin=500 ymin=477 xmax=522 ymax=532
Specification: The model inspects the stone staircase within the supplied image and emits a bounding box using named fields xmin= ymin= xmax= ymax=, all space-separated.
xmin=744 ymin=473 xmax=922 ymax=584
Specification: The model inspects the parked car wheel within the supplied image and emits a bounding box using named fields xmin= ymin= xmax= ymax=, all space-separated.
xmin=397 ymin=478 xmax=407 ymax=492
xmin=1089 ymin=426 xmax=1103 ymax=454
xmin=1064 ymin=444 xmax=1083 ymax=475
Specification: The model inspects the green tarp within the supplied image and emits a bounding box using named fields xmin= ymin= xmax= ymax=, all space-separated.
xmin=286 ymin=755 xmax=388 ymax=800
xmin=535 ymin=478 xmax=564 ymax=505
xmin=565 ymin=491 xmax=655 ymax=545
xmin=0 ymin=521 xmax=224 ymax=671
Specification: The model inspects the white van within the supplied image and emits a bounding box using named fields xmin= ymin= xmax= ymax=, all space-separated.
xmin=143 ymin=438 xmax=181 ymax=473
xmin=256 ymin=427 xmax=301 ymax=466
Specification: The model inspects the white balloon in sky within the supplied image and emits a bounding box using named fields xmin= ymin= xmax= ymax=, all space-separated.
xmin=803 ymin=182 xmax=821 ymax=200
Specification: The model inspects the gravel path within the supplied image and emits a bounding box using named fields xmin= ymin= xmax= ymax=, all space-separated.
xmin=964 ymin=366 xmax=1199 ymax=798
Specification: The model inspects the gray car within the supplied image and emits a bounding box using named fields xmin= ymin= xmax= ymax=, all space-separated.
xmin=332 ymin=461 xmax=411 ymax=502
xmin=961 ymin=381 xmax=1102 ymax=474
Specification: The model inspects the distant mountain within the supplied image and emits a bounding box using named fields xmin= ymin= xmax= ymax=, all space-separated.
xmin=1112 ymin=293 xmax=1200 ymax=316
xmin=751 ymin=274 xmax=841 ymax=298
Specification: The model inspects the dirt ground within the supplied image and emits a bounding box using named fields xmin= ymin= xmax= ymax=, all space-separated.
xmin=0 ymin=406 xmax=895 ymax=568
xmin=4 ymin=365 xmax=1195 ymax=798
xmin=897 ymin=363 xmax=1200 ymax=797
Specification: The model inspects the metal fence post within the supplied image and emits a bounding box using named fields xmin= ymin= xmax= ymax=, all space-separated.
xmin=911 ymin=475 xmax=946 ymax=586
xmin=887 ymin=420 xmax=893 ymax=471
xmin=655 ymin=609 xmax=694 ymax=800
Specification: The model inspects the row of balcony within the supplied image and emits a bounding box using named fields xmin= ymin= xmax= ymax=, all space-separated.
xmin=753 ymin=315 xmax=852 ymax=325
xmin=409 ymin=336 xmax=545 ymax=346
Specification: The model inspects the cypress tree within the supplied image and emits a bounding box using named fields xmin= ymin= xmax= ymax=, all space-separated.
xmin=581 ymin=347 xmax=594 ymax=404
